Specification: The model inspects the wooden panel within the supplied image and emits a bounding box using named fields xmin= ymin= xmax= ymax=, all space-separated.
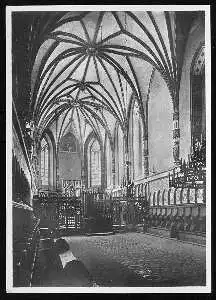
xmin=189 ymin=189 xmax=196 ymax=204
xmin=163 ymin=190 xmax=169 ymax=206
xmin=182 ymin=188 xmax=189 ymax=204
xmin=169 ymin=188 xmax=175 ymax=205
xmin=176 ymin=188 xmax=182 ymax=205
xmin=197 ymin=188 xmax=204 ymax=204
xmin=13 ymin=202 xmax=40 ymax=287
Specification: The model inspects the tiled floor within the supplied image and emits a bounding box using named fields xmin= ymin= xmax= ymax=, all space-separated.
xmin=64 ymin=232 xmax=206 ymax=287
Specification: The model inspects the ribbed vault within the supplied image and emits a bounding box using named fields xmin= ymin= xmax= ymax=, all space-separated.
xmin=30 ymin=11 xmax=178 ymax=145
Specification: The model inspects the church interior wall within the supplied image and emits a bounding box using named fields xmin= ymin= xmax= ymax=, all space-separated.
xmin=147 ymin=173 xmax=169 ymax=195
xmin=148 ymin=70 xmax=173 ymax=176
xmin=179 ymin=17 xmax=205 ymax=161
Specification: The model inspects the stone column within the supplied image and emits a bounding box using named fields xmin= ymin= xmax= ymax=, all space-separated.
xmin=112 ymin=156 xmax=115 ymax=186
xmin=56 ymin=146 xmax=60 ymax=190
xmin=173 ymin=111 xmax=180 ymax=165
xmin=33 ymin=137 xmax=41 ymax=193
xmin=124 ymin=151 xmax=130 ymax=183
xmin=143 ymin=138 xmax=149 ymax=178
xmin=80 ymin=158 xmax=86 ymax=188
xmin=143 ymin=100 xmax=149 ymax=177
xmin=31 ymin=153 xmax=40 ymax=195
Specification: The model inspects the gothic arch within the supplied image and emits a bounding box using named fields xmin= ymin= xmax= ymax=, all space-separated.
xmin=40 ymin=128 xmax=57 ymax=190
xmin=128 ymin=96 xmax=144 ymax=180
xmin=104 ymin=133 xmax=113 ymax=188
xmin=84 ymin=131 xmax=105 ymax=189
xmin=113 ymin=122 xmax=125 ymax=186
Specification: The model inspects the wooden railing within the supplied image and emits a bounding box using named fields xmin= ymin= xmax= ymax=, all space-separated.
xmin=146 ymin=187 xmax=206 ymax=235
xmin=33 ymin=195 xmax=83 ymax=232
xmin=112 ymin=196 xmax=148 ymax=228
xmin=81 ymin=192 xmax=112 ymax=232
xmin=13 ymin=201 xmax=40 ymax=287
xmin=32 ymin=186 xmax=206 ymax=239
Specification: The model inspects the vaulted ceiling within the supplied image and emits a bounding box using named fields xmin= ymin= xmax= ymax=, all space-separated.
xmin=12 ymin=10 xmax=200 ymax=150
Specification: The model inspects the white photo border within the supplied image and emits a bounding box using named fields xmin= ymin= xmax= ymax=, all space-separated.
xmin=6 ymin=5 xmax=211 ymax=294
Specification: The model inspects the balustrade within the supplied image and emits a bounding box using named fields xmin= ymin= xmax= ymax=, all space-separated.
xmin=33 ymin=182 xmax=206 ymax=242
xmin=33 ymin=195 xmax=83 ymax=233
xmin=145 ymin=186 xmax=206 ymax=236
xmin=112 ymin=196 xmax=148 ymax=229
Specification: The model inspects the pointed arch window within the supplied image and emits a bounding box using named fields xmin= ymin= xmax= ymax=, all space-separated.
xmin=133 ymin=102 xmax=143 ymax=179
xmin=106 ymin=137 xmax=112 ymax=187
xmin=59 ymin=132 xmax=78 ymax=153
xmin=88 ymin=139 xmax=101 ymax=187
xmin=118 ymin=127 xmax=124 ymax=185
xmin=114 ymin=125 xmax=124 ymax=186
xmin=138 ymin=120 xmax=143 ymax=173
xmin=40 ymin=138 xmax=49 ymax=186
